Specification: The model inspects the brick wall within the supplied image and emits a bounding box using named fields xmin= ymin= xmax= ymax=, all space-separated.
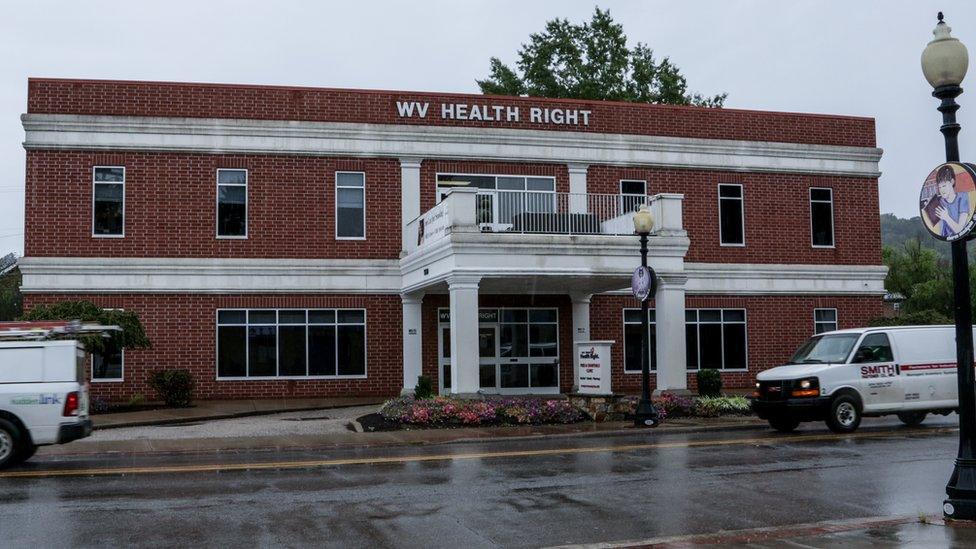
xmin=588 ymin=166 xmax=882 ymax=265
xmin=25 ymin=151 xmax=401 ymax=258
xmin=590 ymin=294 xmax=884 ymax=393
xmin=23 ymin=293 xmax=402 ymax=402
xmin=27 ymin=78 xmax=876 ymax=147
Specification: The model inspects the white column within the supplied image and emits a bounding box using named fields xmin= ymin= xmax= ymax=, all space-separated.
xmin=448 ymin=274 xmax=481 ymax=395
xmin=568 ymin=163 xmax=588 ymax=214
xmin=401 ymin=291 xmax=424 ymax=395
xmin=400 ymin=157 xmax=422 ymax=253
xmin=654 ymin=275 xmax=689 ymax=395
xmin=570 ymin=293 xmax=592 ymax=392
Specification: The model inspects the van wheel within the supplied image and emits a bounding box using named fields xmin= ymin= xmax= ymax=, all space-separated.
xmin=826 ymin=394 xmax=861 ymax=433
xmin=768 ymin=417 xmax=800 ymax=433
xmin=0 ymin=419 xmax=22 ymax=469
xmin=897 ymin=411 xmax=927 ymax=426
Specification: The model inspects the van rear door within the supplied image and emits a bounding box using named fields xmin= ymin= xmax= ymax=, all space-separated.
xmin=852 ymin=332 xmax=902 ymax=411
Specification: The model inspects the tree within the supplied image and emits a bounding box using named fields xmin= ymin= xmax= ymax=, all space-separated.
xmin=0 ymin=268 xmax=22 ymax=321
xmin=477 ymin=8 xmax=726 ymax=107
xmin=21 ymin=301 xmax=150 ymax=355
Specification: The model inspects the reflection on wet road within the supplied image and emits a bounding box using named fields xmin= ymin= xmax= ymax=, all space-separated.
xmin=0 ymin=421 xmax=963 ymax=548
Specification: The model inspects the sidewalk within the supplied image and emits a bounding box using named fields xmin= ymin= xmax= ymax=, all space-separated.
xmin=41 ymin=413 xmax=769 ymax=457
xmin=90 ymin=397 xmax=386 ymax=429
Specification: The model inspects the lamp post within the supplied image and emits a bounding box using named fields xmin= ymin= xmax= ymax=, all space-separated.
xmin=921 ymin=12 xmax=976 ymax=521
xmin=633 ymin=205 xmax=660 ymax=427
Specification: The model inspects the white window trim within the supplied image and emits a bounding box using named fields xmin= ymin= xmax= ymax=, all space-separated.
xmin=810 ymin=187 xmax=835 ymax=248
xmin=814 ymin=307 xmax=839 ymax=334
xmin=216 ymin=168 xmax=248 ymax=240
xmin=435 ymin=172 xmax=558 ymax=199
xmin=622 ymin=308 xmax=657 ymax=375
xmin=619 ymin=179 xmax=648 ymax=214
xmin=685 ymin=308 xmax=749 ymax=372
xmin=215 ymin=308 xmax=368 ymax=380
xmin=335 ymin=171 xmax=367 ymax=240
xmin=718 ymin=183 xmax=745 ymax=247
xmin=92 ymin=166 xmax=126 ymax=238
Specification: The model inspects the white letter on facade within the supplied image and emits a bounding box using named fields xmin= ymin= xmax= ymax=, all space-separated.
xmin=530 ymin=107 xmax=542 ymax=123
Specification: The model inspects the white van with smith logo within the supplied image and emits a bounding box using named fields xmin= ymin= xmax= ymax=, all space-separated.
xmin=751 ymin=325 xmax=962 ymax=433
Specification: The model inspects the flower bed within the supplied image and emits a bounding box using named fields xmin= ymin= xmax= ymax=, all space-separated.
xmin=376 ymin=396 xmax=586 ymax=428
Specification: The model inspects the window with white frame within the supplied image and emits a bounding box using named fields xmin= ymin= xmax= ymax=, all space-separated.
xmin=718 ymin=184 xmax=744 ymax=245
xmin=814 ymin=308 xmax=838 ymax=334
xmin=623 ymin=309 xmax=656 ymax=373
xmin=217 ymin=169 xmax=247 ymax=237
xmin=93 ymin=167 xmax=125 ymax=236
xmin=216 ymin=309 xmax=366 ymax=378
xmin=435 ymin=174 xmax=556 ymax=225
xmin=336 ymin=172 xmax=366 ymax=239
xmin=685 ymin=309 xmax=747 ymax=370
xmin=810 ymin=188 xmax=834 ymax=247
xmin=620 ymin=180 xmax=647 ymax=214
xmin=92 ymin=341 xmax=124 ymax=381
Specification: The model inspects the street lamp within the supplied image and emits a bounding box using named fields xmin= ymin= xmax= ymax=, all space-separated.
xmin=921 ymin=12 xmax=976 ymax=521
xmin=632 ymin=205 xmax=660 ymax=427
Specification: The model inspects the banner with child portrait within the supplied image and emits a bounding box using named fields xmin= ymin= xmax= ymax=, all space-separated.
xmin=919 ymin=162 xmax=976 ymax=242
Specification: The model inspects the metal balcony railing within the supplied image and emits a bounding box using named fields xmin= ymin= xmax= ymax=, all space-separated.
xmin=473 ymin=191 xmax=651 ymax=235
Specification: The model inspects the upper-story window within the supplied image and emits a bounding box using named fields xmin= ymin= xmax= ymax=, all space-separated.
xmin=93 ymin=167 xmax=125 ymax=237
xmin=217 ymin=169 xmax=247 ymax=238
xmin=620 ymin=180 xmax=647 ymax=214
xmin=435 ymin=174 xmax=556 ymax=226
xmin=336 ymin=172 xmax=366 ymax=239
xmin=718 ymin=183 xmax=744 ymax=246
xmin=810 ymin=188 xmax=834 ymax=247
xmin=814 ymin=308 xmax=838 ymax=334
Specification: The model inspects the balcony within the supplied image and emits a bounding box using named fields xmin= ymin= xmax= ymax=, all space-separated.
xmin=401 ymin=188 xmax=689 ymax=295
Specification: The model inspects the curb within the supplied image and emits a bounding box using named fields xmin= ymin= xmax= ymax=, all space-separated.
xmin=91 ymin=400 xmax=385 ymax=430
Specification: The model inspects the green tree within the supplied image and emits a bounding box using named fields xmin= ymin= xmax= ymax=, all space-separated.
xmin=21 ymin=301 xmax=150 ymax=355
xmin=0 ymin=268 xmax=22 ymax=321
xmin=478 ymin=7 xmax=726 ymax=107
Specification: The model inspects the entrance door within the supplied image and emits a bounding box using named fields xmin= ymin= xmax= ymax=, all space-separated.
xmin=439 ymin=326 xmax=452 ymax=394
xmin=479 ymin=325 xmax=499 ymax=392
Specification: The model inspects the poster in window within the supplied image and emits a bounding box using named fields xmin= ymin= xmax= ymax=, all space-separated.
xmin=919 ymin=162 xmax=976 ymax=241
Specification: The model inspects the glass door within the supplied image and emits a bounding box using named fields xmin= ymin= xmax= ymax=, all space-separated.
xmin=479 ymin=325 xmax=499 ymax=392
xmin=439 ymin=326 xmax=451 ymax=395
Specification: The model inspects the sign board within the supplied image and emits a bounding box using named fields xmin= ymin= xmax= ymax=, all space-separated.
xmin=396 ymin=101 xmax=592 ymax=127
xmin=416 ymin=201 xmax=451 ymax=247
xmin=631 ymin=266 xmax=656 ymax=302
xmin=919 ymin=162 xmax=976 ymax=242
xmin=576 ymin=341 xmax=614 ymax=395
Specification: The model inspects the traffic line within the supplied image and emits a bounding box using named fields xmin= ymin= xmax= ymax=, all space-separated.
xmin=0 ymin=427 xmax=956 ymax=479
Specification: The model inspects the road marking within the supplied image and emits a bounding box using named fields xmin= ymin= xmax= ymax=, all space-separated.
xmin=0 ymin=427 xmax=956 ymax=479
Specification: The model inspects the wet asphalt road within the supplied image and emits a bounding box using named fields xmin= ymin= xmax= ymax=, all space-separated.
xmin=0 ymin=417 xmax=966 ymax=548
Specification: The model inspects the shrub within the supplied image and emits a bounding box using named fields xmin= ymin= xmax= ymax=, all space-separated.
xmin=414 ymin=375 xmax=435 ymax=400
xmin=379 ymin=396 xmax=584 ymax=427
xmin=694 ymin=396 xmax=751 ymax=418
xmin=127 ymin=393 xmax=146 ymax=407
xmin=149 ymin=369 xmax=195 ymax=408
xmin=696 ymin=369 xmax=722 ymax=397
xmin=652 ymin=392 xmax=695 ymax=417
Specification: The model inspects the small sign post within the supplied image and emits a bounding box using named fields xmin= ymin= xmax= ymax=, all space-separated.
xmin=576 ymin=341 xmax=614 ymax=395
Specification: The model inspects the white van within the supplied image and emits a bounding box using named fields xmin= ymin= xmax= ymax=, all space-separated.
xmin=752 ymin=325 xmax=962 ymax=433
xmin=0 ymin=339 xmax=92 ymax=468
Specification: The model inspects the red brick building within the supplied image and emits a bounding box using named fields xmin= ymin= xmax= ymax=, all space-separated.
xmin=19 ymin=78 xmax=886 ymax=401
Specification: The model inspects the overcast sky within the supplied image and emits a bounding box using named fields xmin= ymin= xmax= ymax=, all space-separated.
xmin=1 ymin=0 xmax=974 ymax=256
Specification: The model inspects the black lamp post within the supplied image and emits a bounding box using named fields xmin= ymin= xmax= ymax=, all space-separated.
xmin=633 ymin=205 xmax=660 ymax=427
xmin=922 ymin=12 xmax=976 ymax=521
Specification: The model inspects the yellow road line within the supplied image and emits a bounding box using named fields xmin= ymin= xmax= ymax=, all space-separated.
xmin=0 ymin=427 xmax=956 ymax=479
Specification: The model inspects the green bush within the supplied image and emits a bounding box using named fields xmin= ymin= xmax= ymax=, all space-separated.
xmin=696 ymin=369 xmax=722 ymax=397
xmin=149 ymin=369 xmax=195 ymax=408
xmin=414 ymin=375 xmax=434 ymax=400
xmin=127 ymin=393 xmax=146 ymax=407
xmin=694 ymin=396 xmax=751 ymax=418
xmin=869 ymin=309 xmax=952 ymax=327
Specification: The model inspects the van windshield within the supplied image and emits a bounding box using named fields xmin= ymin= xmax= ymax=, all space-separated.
xmin=790 ymin=334 xmax=860 ymax=364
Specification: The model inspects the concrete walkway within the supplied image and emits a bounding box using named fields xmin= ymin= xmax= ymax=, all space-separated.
xmin=90 ymin=396 xmax=387 ymax=429
xmin=41 ymin=414 xmax=768 ymax=457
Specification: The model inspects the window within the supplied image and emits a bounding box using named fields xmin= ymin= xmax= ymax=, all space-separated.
xmin=92 ymin=341 xmax=124 ymax=381
xmin=718 ymin=184 xmax=744 ymax=245
xmin=810 ymin=188 xmax=834 ymax=247
xmin=217 ymin=169 xmax=247 ymax=238
xmin=686 ymin=309 xmax=747 ymax=370
xmin=216 ymin=308 xmax=367 ymax=378
xmin=336 ymin=172 xmax=366 ymax=239
xmin=620 ymin=180 xmax=647 ymax=214
xmin=623 ymin=309 xmax=656 ymax=373
xmin=852 ymin=333 xmax=893 ymax=363
xmin=93 ymin=167 xmax=125 ymax=237
xmin=435 ymin=174 xmax=556 ymax=225
xmin=814 ymin=308 xmax=838 ymax=334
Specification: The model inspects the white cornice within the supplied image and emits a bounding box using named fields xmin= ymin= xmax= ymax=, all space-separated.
xmin=683 ymin=262 xmax=888 ymax=296
xmin=22 ymin=114 xmax=883 ymax=177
